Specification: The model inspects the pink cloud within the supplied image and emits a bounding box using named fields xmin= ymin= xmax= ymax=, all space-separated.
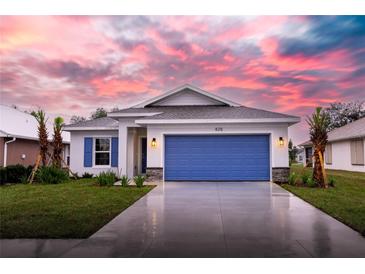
xmin=213 ymin=16 xmax=288 ymax=42
xmin=1 ymin=15 xmax=364 ymax=145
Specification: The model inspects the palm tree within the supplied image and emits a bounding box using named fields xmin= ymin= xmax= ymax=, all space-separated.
xmin=52 ymin=117 xmax=64 ymax=168
xmin=306 ymin=107 xmax=330 ymax=188
xmin=31 ymin=109 xmax=49 ymax=166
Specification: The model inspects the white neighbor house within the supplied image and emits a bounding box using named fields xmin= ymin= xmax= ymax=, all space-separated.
xmin=300 ymin=117 xmax=365 ymax=173
xmin=0 ymin=105 xmax=70 ymax=167
xmin=64 ymin=85 xmax=300 ymax=182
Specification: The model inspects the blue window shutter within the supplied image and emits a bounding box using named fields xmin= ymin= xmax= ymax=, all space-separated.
xmin=84 ymin=137 xmax=93 ymax=167
xmin=111 ymin=137 xmax=118 ymax=167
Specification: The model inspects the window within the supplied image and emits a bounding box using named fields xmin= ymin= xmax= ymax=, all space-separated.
xmin=351 ymin=139 xmax=364 ymax=165
xmin=325 ymin=143 xmax=332 ymax=164
xmin=94 ymin=138 xmax=111 ymax=166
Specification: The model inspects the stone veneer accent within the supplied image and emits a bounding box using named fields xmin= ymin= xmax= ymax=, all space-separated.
xmin=272 ymin=167 xmax=290 ymax=184
xmin=146 ymin=167 xmax=163 ymax=182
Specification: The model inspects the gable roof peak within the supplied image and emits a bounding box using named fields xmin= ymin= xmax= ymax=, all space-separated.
xmin=132 ymin=84 xmax=241 ymax=108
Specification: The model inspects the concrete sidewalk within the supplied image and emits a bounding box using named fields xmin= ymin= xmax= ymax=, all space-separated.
xmin=2 ymin=182 xmax=365 ymax=258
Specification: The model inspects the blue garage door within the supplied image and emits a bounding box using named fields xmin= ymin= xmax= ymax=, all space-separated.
xmin=164 ymin=135 xmax=270 ymax=181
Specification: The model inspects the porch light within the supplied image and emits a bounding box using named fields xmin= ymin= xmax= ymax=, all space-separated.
xmin=151 ymin=138 xmax=157 ymax=148
xmin=279 ymin=137 xmax=284 ymax=146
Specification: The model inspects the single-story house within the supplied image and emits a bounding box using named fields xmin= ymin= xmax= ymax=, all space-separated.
xmin=300 ymin=117 xmax=365 ymax=172
xmin=0 ymin=105 xmax=70 ymax=167
xmin=64 ymin=84 xmax=300 ymax=182
xmin=295 ymin=148 xmax=304 ymax=163
xmin=299 ymin=140 xmax=313 ymax=167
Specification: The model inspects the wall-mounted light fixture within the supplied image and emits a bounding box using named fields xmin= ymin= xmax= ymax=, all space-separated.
xmin=279 ymin=137 xmax=284 ymax=146
xmin=151 ymin=138 xmax=157 ymax=148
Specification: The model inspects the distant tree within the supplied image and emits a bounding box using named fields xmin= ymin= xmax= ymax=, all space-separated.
xmin=31 ymin=109 xmax=49 ymax=166
xmin=324 ymin=101 xmax=365 ymax=131
xmin=11 ymin=104 xmax=18 ymax=109
xmin=110 ymin=107 xmax=120 ymax=112
xmin=90 ymin=108 xmax=107 ymax=119
xmin=70 ymin=115 xmax=86 ymax=124
xmin=307 ymin=107 xmax=330 ymax=188
xmin=288 ymin=139 xmax=298 ymax=164
xmin=52 ymin=117 xmax=64 ymax=168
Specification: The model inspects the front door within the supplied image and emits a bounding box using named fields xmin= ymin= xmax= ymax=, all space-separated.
xmin=141 ymin=137 xmax=147 ymax=174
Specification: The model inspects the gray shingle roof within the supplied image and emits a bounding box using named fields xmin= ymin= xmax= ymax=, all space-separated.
xmin=328 ymin=117 xmax=365 ymax=142
xmin=110 ymin=106 xmax=299 ymax=120
xmin=299 ymin=117 xmax=365 ymax=146
xmin=65 ymin=106 xmax=299 ymax=130
xmin=299 ymin=140 xmax=312 ymax=147
xmin=64 ymin=117 xmax=118 ymax=130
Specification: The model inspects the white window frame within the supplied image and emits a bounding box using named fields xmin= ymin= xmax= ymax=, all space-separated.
xmin=93 ymin=137 xmax=111 ymax=167
xmin=351 ymin=139 xmax=364 ymax=166
xmin=325 ymin=143 xmax=332 ymax=165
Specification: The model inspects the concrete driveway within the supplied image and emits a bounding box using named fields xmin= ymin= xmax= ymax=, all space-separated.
xmin=2 ymin=182 xmax=365 ymax=257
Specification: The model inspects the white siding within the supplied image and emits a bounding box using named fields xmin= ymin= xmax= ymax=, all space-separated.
xmin=146 ymin=123 xmax=290 ymax=181
xmin=69 ymin=130 xmax=119 ymax=176
xmin=69 ymin=122 xmax=294 ymax=179
xmin=151 ymin=89 xmax=225 ymax=106
xmin=324 ymin=138 xmax=365 ymax=172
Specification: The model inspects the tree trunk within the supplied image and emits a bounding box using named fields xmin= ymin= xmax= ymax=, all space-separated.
xmin=40 ymin=146 xmax=47 ymax=166
xmin=313 ymin=148 xmax=326 ymax=187
xmin=318 ymin=151 xmax=328 ymax=188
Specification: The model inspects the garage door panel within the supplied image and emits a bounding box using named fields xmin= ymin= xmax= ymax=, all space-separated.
xmin=164 ymin=135 xmax=270 ymax=181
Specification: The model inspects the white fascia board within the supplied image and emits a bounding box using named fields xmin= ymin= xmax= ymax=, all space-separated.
xmin=135 ymin=117 xmax=301 ymax=125
xmin=132 ymin=84 xmax=240 ymax=108
xmin=64 ymin=127 xmax=119 ymax=131
xmin=329 ymin=134 xmax=365 ymax=143
xmin=107 ymin=112 xmax=162 ymax=118
xmin=0 ymin=131 xmax=70 ymax=143
xmin=0 ymin=130 xmax=9 ymax=137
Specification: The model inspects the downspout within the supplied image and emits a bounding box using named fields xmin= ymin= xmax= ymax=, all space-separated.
xmin=4 ymin=137 xmax=16 ymax=167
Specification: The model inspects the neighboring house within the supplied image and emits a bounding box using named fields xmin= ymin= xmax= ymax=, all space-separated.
xmin=0 ymin=105 xmax=70 ymax=167
xmin=295 ymin=148 xmax=304 ymax=163
xmin=64 ymin=84 xmax=300 ymax=182
xmin=300 ymin=140 xmax=314 ymax=167
xmin=300 ymin=117 xmax=365 ymax=172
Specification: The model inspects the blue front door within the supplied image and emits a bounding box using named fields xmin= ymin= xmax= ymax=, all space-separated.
xmin=141 ymin=137 xmax=147 ymax=174
xmin=164 ymin=135 xmax=270 ymax=181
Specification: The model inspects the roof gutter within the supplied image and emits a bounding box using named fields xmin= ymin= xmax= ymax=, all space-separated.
xmin=135 ymin=117 xmax=301 ymax=125
xmin=107 ymin=112 xmax=162 ymax=118
xmin=328 ymin=134 xmax=365 ymax=143
xmin=4 ymin=137 xmax=16 ymax=167
xmin=63 ymin=127 xmax=119 ymax=131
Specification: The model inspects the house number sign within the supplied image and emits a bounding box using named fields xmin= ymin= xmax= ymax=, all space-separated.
xmin=215 ymin=127 xmax=223 ymax=132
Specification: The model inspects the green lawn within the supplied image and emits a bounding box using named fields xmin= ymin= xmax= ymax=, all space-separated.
xmin=0 ymin=179 xmax=154 ymax=238
xmin=283 ymin=165 xmax=365 ymax=235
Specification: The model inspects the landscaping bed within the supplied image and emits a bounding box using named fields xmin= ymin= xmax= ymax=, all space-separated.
xmin=282 ymin=165 xmax=365 ymax=235
xmin=0 ymin=179 xmax=154 ymax=238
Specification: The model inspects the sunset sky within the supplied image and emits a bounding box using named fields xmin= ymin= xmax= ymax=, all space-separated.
xmin=1 ymin=16 xmax=364 ymax=144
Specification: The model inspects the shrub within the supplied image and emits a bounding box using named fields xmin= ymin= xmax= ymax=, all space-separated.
xmin=20 ymin=175 xmax=28 ymax=184
xmin=288 ymin=172 xmax=297 ymax=185
xmin=301 ymin=173 xmax=310 ymax=185
xmin=71 ymin=172 xmax=80 ymax=180
xmin=0 ymin=167 xmax=7 ymax=185
xmin=328 ymin=176 xmax=336 ymax=187
xmin=82 ymin=172 xmax=94 ymax=178
xmin=36 ymin=166 xmax=69 ymax=184
xmin=96 ymin=171 xmax=116 ymax=186
xmin=120 ymin=175 xmax=131 ymax=187
xmin=134 ymin=175 xmax=145 ymax=188
xmin=1 ymin=165 xmax=32 ymax=184
xmin=306 ymin=177 xmax=318 ymax=188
